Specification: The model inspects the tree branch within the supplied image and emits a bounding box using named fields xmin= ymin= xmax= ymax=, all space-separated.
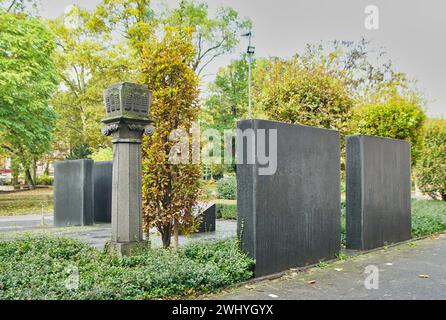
xmin=6 ymin=0 xmax=18 ymax=12
xmin=197 ymin=51 xmax=225 ymax=76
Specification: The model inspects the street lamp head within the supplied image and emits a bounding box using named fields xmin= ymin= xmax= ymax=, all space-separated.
xmin=241 ymin=31 xmax=252 ymax=37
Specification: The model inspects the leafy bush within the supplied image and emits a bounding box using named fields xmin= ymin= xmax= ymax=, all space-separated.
xmin=216 ymin=203 xmax=237 ymax=220
xmin=416 ymin=120 xmax=446 ymax=201
xmin=350 ymin=94 xmax=426 ymax=164
xmin=257 ymin=56 xmax=353 ymax=136
xmin=0 ymin=236 xmax=253 ymax=300
xmin=34 ymin=174 xmax=54 ymax=186
xmin=91 ymin=147 xmax=113 ymax=162
xmin=217 ymin=176 xmax=236 ymax=200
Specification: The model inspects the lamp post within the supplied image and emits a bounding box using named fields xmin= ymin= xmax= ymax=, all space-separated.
xmin=242 ymin=31 xmax=255 ymax=119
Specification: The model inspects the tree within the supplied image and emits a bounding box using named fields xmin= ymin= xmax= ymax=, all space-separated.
xmin=48 ymin=6 xmax=135 ymax=157
xmin=90 ymin=0 xmax=203 ymax=248
xmin=88 ymin=0 xmax=154 ymax=60
xmin=297 ymin=38 xmax=416 ymax=102
xmin=0 ymin=11 xmax=59 ymax=188
xmin=203 ymin=55 xmax=250 ymax=131
xmin=141 ymin=26 xmax=201 ymax=248
xmin=91 ymin=0 xmax=251 ymax=76
xmin=416 ymin=119 xmax=446 ymax=201
xmin=165 ymin=0 xmax=252 ymax=75
xmin=350 ymin=90 xmax=426 ymax=164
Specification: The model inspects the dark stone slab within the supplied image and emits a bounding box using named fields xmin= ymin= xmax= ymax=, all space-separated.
xmin=93 ymin=162 xmax=113 ymax=223
xmin=54 ymin=159 xmax=94 ymax=227
xmin=346 ymin=135 xmax=412 ymax=250
xmin=237 ymin=119 xmax=341 ymax=277
xmin=197 ymin=203 xmax=216 ymax=233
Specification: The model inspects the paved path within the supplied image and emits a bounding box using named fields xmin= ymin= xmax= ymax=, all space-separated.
xmin=0 ymin=214 xmax=237 ymax=249
xmin=0 ymin=214 xmax=53 ymax=232
xmin=214 ymin=234 xmax=446 ymax=300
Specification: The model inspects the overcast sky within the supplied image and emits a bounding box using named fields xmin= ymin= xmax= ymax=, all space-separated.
xmin=40 ymin=0 xmax=446 ymax=117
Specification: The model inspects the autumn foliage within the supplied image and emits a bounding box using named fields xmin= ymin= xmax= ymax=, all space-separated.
xmin=140 ymin=26 xmax=201 ymax=248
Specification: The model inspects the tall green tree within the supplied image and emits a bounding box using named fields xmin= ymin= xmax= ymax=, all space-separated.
xmin=165 ymin=0 xmax=252 ymax=75
xmin=0 ymin=11 xmax=59 ymax=187
xmin=48 ymin=6 xmax=134 ymax=157
xmin=203 ymin=55 xmax=250 ymax=131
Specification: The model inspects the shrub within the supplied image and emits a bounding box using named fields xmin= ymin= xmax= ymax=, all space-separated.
xmin=34 ymin=174 xmax=54 ymax=186
xmin=0 ymin=236 xmax=253 ymax=300
xmin=257 ymin=56 xmax=353 ymax=136
xmin=350 ymin=94 xmax=426 ymax=164
xmin=216 ymin=203 xmax=237 ymax=220
xmin=217 ymin=176 xmax=236 ymax=200
xmin=91 ymin=147 xmax=113 ymax=162
xmin=416 ymin=120 xmax=446 ymax=201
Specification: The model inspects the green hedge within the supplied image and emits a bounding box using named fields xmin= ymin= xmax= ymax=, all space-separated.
xmin=216 ymin=203 xmax=237 ymax=220
xmin=0 ymin=237 xmax=253 ymax=300
xmin=416 ymin=120 xmax=446 ymax=200
xmin=216 ymin=176 xmax=236 ymax=200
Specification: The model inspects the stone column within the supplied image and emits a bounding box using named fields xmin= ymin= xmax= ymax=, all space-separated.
xmin=101 ymin=82 xmax=153 ymax=255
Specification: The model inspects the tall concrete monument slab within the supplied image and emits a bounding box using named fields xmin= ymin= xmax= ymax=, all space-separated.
xmin=54 ymin=159 xmax=94 ymax=227
xmin=102 ymin=82 xmax=153 ymax=255
xmin=237 ymin=119 xmax=341 ymax=277
xmin=346 ymin=135 xmax=412 ymax=250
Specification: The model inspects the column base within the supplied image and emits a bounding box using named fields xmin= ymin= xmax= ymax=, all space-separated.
xmin=107 ymin=240 xmax=149 ymax=256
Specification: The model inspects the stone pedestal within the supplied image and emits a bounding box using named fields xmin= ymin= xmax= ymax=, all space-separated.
xmin=102 ymin=82 xmax=152 ymax=256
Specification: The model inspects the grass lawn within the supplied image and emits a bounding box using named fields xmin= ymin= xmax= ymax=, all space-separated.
xmin=0 ymin=188 xmax=53 ymax=216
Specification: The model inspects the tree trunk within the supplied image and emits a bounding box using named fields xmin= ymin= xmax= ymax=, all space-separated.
xmin=25 ymin=168 xmax=35 ymax=189
xmin=32 ymin=158 xmax=37 ymax=182
xmin=173 ymin=219 xmax=179 ymax=249
xmin=160 ymin=223 xmax=172 ymax=248
xmin=44 ymin=161 xmax=50 ymax=175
